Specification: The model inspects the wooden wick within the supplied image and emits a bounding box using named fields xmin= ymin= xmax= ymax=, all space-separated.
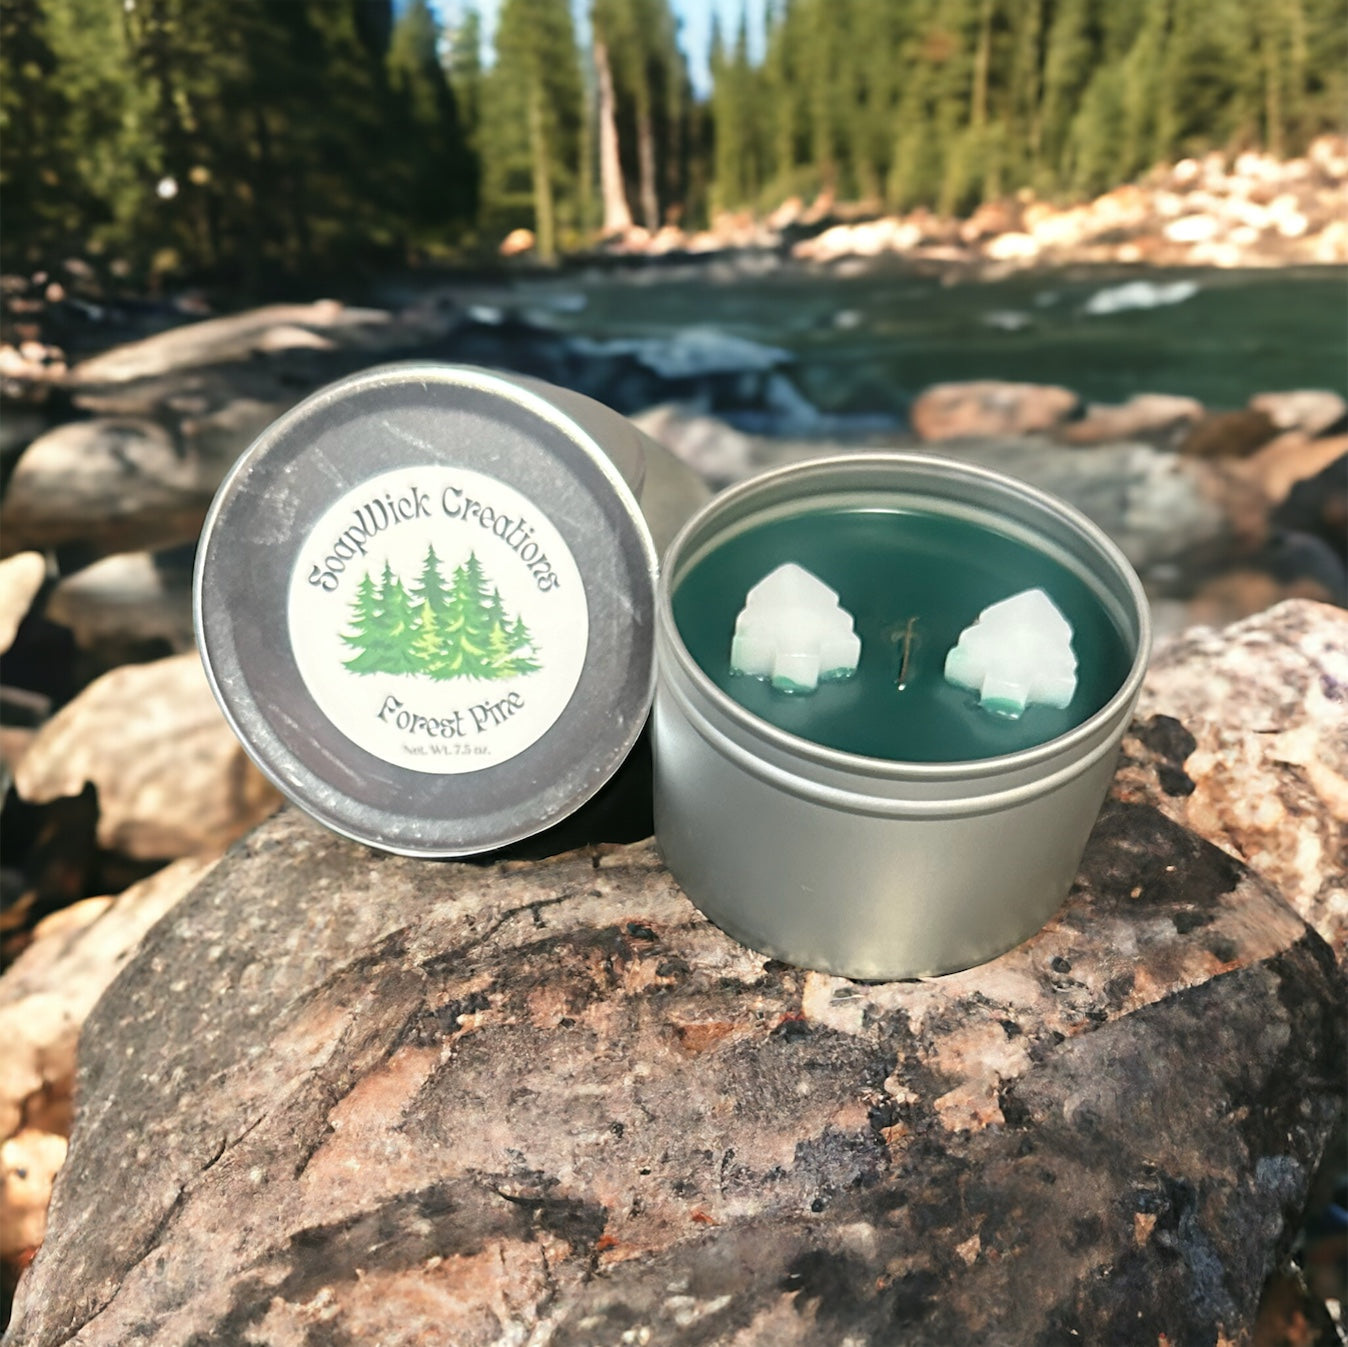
xmin=896 ymin=616 xmax=918 ymax=691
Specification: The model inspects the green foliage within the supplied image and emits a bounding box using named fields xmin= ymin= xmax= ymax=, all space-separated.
xmin=706 ymin=0 xmax=1348 ymax=215
xmin=445 ymin=6 xmax=484 ymax=154
xmin=4 ymin=0 xmax=1343 ymax=276
xmin=481 ymin=0 xmax=583 ymax=260
xmin=2 ymin=0 xmax=476 ymax=281
xmin=342 ymin=549 xmax=540 ymax=681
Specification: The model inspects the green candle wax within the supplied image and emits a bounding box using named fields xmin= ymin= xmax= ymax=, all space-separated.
xmin=671 ymin=506 xmax=1133 ymax=763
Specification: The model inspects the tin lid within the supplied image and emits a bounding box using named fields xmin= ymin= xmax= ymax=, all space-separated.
xmin=194 ymin=364 xmax=659 ymax=857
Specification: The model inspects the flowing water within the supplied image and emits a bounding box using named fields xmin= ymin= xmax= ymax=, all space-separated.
xmin=520 ymin=261 xmax=1347 ymax=417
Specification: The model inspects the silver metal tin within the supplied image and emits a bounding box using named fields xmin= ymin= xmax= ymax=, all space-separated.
xmin=195 ymin=363 xmax=703 ymax=857
xmin=653 ymin=453 xmax=1152 ymax=980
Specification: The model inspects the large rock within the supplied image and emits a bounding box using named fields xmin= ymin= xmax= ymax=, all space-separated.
xmin=12 ymin=652 xmax=281 ymax=859
xmin=910 ymin=381 xmax=1081 ymax=441
xmin=636 ymin=407 xmax=1270 ymax=583
xmin=1 ymin=1131 xmax=67 ymax=1260
xmin=940 ymin=438 xmax=1269 ymax=575
xmin=66 ymin=302 xmax=390 ymax=385
xmin=7 ymin=802 xmax=1343 ymax=1341
xmin=633 ymin=405 xmax=822 ymax=487
xmin=0 ymin=419 xmax=214 ymax=557
xmin=1248 ymin=389 xmax=1346 ymax=438
xmin=1122 ymin=600 xmax=1348 ymax=964
xmin=1238 ymin=430 xmax=1348 ymax=506
xmin=1059 ymin=393 xmax=1204 ymax=448
xmin=0 ymin=552 xmax=45 ymax=654
xmin=45 ymin=547 xmax=196 ymax=653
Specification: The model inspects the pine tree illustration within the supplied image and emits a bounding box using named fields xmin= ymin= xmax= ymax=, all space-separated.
xmin=505 ymin=614 xmax=541 ymax=674
xmin=437 ymin=553 xmax=497 ymax=678
xmin=485 ymin=585 xmax=507 ymax=630
xmin=486 ymin=620 xmax=515 ymax=674
xmin=340 ymin=552 xmax=541 ymax=681
xmin=342 ymin=571 xmax=388 ymax=673
xmin=410 ymin=600 xmax=448 ymax=675
xmin=411 ymin=544 xmax=453 ymax=618
xmin=375 ymin=560 xmax=422 ymax=674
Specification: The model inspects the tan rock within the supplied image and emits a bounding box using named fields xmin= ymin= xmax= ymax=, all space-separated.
xmin=0 ymin=857 xmax=215 ymax=1145
xmin=499 ymin=228 xmax=535 ymax=257
xmin=1129 ymin=600 xmax=1348 ymax=961
xmin=792 ymin=217 xmax=922 ymax=262
xmin=68 ymin=302 xmax=389 ymax=385
xmin=910 ymin=381 xmax=1080 ymax=441
xmin=0 ymin=551 xmax=45 ymax=654
xmin=1163 ymin=213 xmax=1221 ymax=244
xmin=1061 ymin=393 xmax=1204 ymax=447
xmin=1248 ymin=390 xmax=1346 ymax=438
xmin=982 ymin=231 xmax=1039 ymax=262
xmin=1239 ymin=431 xmax=1348 ymax=505
xmin=0 ymin=1130 xmax=67 ymax=1257
xmin=1311 ymin=218 xmax=1348 ymax=263
xmin=0 ymin=726 xmax=37 ymax=778
xmin=13 ymin=652 xmax=281 ymax=859
xmin=958 ymin=199 xmax=1019 ymax=243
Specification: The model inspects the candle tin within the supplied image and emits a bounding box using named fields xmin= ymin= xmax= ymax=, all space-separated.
xmin=653 ymin=453 xmax=1152 ymax=980
xmin=195 ymin=363 xmax=705 ymax=857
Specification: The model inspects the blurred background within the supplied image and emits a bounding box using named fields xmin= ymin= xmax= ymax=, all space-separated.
xmin=1 ymin=0 xmax=1346 ymax=1337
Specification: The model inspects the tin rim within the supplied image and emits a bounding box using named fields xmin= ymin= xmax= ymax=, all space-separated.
xmin=195 ymin=363 xmax=659 ymax=857
xmin=656 ymin=451 xmax=1153 ymax=783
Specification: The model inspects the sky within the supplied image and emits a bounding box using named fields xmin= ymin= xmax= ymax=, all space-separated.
xmin=428 ymin=0 xmax=768 ymax=97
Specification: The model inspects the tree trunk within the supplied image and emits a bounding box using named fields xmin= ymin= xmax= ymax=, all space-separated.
xmin=636 ymin=94 xmax=659 ymax=232
xmin=1262 ymin=4 xmax=1285 ymax=159
xmin=528 ymin=75 xmax=556 ymax=263
xmin=971 ymin=0 xmax=994 ymax=129
xmin=593 ymin=38 xmax=633 ymax=236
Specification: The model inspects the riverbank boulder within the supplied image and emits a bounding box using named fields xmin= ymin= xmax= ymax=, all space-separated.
xmin=6 ymin=598 xmax=1346 ymax=1345
xmin=8 ymin=809 xmax=1342 ymax=1346
xmin=1126 ymin=600 xmax=1348 ymax=965
xmin=910 ymin=380 xmax=1080 ymax=441
xmin=11 ymin=652 xmax=281 ymax=860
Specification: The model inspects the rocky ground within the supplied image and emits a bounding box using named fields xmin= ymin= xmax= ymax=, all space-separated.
xmin=584 ymin=137 xmax=1348 ymax=274
xmin=0 ymin=283 xmax=1345 ymax=1341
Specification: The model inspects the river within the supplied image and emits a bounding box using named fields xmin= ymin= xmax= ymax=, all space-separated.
xmin=492 ymin=260 xmax=1346 ymax=421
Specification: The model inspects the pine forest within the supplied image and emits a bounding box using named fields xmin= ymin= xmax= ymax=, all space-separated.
xmin=3 ymin=0 xmax=1344 ymax=279
xmin=342 ymin=548 xmax=542 ymax=681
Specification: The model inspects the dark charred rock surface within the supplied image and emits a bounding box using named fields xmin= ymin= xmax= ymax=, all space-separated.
xmin=7 ymin=795 xmax=1343 ymax=1346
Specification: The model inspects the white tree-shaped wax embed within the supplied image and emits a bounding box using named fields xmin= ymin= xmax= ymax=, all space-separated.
xmin=943 ymin=588 xmax=1078 ymax=718
xmin=730 ymin=563 xmax=861 ymax=694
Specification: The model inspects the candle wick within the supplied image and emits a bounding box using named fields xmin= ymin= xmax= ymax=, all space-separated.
xmin=896 ymin=617 xmax=918 ymax=691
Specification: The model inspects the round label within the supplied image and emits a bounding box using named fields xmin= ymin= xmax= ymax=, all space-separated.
xmin=287 ymin=466 xmax=589 ymax=775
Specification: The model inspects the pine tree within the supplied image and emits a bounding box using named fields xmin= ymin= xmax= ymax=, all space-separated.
xmin=446 ymin=5 xmax=483 ymax=150
xmin=342 ymin=571 xmax=388 ymax=673
xmin=439 ymin=553 xmax=497 ymax=678
xmin=411 ymin=545 xmax=453 ymax=618
xmin=506 ymin=616 xmax=542 ymax=674
xmin=387 ymin=0 xmax=476 ymax=244
xmin=376 ymin=560 xmax=422 ymax=674
xmin=486 ymin=0 xmax=583 ymax=261
xmin=411 ymin=600 xmax=449 ymax=676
